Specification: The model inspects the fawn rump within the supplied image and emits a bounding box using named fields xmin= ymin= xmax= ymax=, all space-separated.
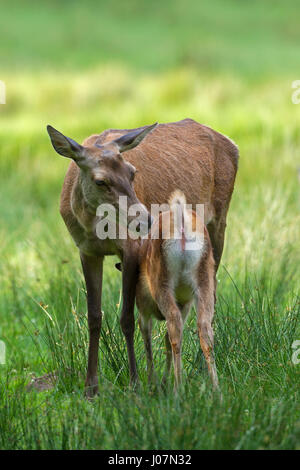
xmin=136 ymin=190 xmax=219 ymax=390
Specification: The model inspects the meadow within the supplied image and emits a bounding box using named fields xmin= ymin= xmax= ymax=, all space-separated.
xmin=0 ymin=0 xmax=299 ymax=449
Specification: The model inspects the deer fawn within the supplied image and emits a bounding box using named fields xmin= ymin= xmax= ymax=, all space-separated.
xmin=135 ymin=191 xmax=218 ymax=390
xmin=47 ymin=118 xmax=238 ymax=397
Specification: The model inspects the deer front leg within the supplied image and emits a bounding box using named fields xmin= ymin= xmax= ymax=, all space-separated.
xmin=120 ymin=254 xmax=139 ymax=387
xmin=138 ymin=314 xmax=154 ymax=383
xmin=80 ymin=253 xmax=103 ymax=399
xmin=207 ymin=217 xmax=226 ymax=272
xmin=162 ymin=331 xmax=172 ymax=387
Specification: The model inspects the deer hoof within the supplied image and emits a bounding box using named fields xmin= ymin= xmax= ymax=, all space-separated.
xmin=85 ymin=377 xmax=99 ymax=399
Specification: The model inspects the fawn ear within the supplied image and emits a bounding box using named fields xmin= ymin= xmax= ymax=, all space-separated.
xmin=47 ymin=125 xmax=86 ymax=166
xmin=113 ymin=122 xmax=158 ymax=153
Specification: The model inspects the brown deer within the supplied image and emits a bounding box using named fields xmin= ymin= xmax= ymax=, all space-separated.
xmin=47 ymin=118 xmax=238 ymax=398
xmin=135 ymin=190 xmax=217 ymax=390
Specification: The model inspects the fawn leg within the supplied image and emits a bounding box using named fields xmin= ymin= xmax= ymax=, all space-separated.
xmin=196 ymin=290 xmax=219 ymax=390
xmin=167 ymin=309 xmax=183 ymax=388
xmin=162 ymin=301 xmax=191 ymax=386
xmin=81 ymin=253 xmax=103 ymax=398
xmin=157 ymin=291 xmax=183 ymax=389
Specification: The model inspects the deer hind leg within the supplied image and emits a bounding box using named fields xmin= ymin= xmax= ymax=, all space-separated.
xmin=138 ymin=314 xmax=154 ymax=383
xmin=167 ymin=308 xmax=183 ymax=388
xmin=207 ymin=217 xmax=227 ymax=272
xmin=195 ymin=289 xmax=219 ymax=390
xmin=156 ymin=290 xmax=183 ymax=389
xmin=80 ymin=253 xmax=103 ymax=399
xmin=162 ymin=301 xmax=191 ymax=387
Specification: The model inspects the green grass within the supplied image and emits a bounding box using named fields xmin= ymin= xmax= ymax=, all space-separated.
xmin=1 ymin=0 xmax=300 ymax=77
xmin=0 ymin=0 xmax=300 ymax=450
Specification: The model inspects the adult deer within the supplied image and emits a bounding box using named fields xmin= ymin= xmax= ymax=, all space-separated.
xmin=47 ymin=118 xmax=238 ymax=398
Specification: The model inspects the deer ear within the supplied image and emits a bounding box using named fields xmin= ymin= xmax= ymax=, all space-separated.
xmin=47 ymin=125 xmax=86 ymax=164
xmin=113 ymin=122 xmax=158 ymax=153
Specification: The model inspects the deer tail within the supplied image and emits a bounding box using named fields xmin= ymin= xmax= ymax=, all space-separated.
xmin=168 ymin=190 xmax=189 ymax=249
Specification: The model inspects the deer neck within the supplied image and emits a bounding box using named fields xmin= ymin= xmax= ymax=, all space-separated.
xmin=71 ymin=173 xmax=101 ymax=234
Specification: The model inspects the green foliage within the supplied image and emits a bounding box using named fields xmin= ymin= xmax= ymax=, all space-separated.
xmin=0 ymin=0 xmax=299 ymax=450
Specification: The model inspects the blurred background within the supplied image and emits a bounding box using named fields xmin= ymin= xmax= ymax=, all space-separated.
xmin=1 ymin=0 xmax=299 ymax=282
xmin=0 ymin=0 xmax=299 ymax=449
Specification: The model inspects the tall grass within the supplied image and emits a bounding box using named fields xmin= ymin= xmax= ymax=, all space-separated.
xmin=0 ymin=0 xmax=299 ymax=450
xmin=0 ymin=262 xmax=299 ymax=449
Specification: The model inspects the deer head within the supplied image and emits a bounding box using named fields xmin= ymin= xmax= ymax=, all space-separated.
xmin=47 ymin=123 xmax=157 ymax=233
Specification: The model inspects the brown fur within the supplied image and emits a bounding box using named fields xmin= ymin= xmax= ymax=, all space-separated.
xmin=136 ymin=192 xmax=218 ymax=390
xmin=51 ymin=118 xmax=238 ymax=397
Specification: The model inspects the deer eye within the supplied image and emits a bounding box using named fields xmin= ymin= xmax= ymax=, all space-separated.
xmin=95 ymin=179 xmax=107 ymax=187
xmin=94 ymin=179 xmax=112 ymax=193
